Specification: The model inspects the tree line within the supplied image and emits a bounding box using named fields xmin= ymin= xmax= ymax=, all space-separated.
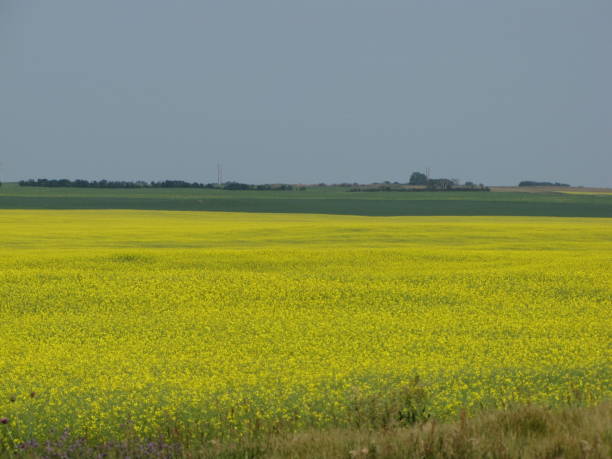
xmin=18 ymin=178 xmax=299 ymax=191
xmin=16 ymin=175 xmax=492 ymax=191
xmin=518 ymin=181 xmax=570 ymax=187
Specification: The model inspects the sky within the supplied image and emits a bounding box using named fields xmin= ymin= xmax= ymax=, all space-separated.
xmin=1 ymin=1 xmax=611 ymax=186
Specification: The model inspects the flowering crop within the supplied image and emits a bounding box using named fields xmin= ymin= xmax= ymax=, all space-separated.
xmin=0 ymin=210 xmax=610 ymax=446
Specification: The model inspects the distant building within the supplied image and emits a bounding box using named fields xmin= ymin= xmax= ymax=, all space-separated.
xmin=427 ymin=178 xmax=454 ymax=190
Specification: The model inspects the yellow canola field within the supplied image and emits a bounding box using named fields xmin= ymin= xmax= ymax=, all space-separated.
xmin=0 ymin=210 xmax=610 ymax=444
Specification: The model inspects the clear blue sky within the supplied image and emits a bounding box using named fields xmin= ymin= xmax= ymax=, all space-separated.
xmin=1 ymin=1 xmax=610 ymax=186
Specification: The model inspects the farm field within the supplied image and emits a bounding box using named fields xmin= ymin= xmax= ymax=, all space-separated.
xmin=0 ymin=209 xmax=610 ymax=455
xmin=1 ymin=183 xmax=612 ymax=217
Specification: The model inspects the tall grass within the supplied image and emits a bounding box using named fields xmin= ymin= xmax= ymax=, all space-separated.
xmin=8 ymin=402 xmax=610 ymax=458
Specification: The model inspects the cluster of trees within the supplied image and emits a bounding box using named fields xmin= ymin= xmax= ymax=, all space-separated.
xmin=408 ymin=172 xmax=489 ymax=191
xmin=519 ymin=181 xmax=570 ymax=187
xmin=19 ymin=178 xmax=204 ymax=188
xmin=408 ymin=172 xmax=428 ymax=185
xmin=222 ymin=182 xmax=297 ymax=191
xmin=342 ymin=172 xmax=489 ymax=191
xmin=18 ymin=178 xmax=299 ymax=191
xmin=427 ymin=179 xmax=489 ymax=191
xmin=350 ymin=183 xmax=489 ymax=192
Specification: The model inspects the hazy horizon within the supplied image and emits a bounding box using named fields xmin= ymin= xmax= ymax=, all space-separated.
xmin=1 ymin=1 xmax=611 ymax=187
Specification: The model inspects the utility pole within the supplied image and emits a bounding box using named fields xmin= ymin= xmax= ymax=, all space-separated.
xmin=217 ymin=163 xmax=223 ymax=185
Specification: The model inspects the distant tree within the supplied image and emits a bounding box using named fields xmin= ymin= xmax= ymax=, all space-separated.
xmin=409 ymin=172 xmax=428 ymax=185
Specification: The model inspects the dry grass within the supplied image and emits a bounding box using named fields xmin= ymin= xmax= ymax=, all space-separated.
xmin=197 ymin=402 xmax=612 ymax=459
xmin=13 ymin=402 xmax=611 ymax=458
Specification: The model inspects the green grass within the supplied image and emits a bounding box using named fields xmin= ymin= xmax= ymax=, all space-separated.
xmin=1 ymin=183 xmax=611 ymax=216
